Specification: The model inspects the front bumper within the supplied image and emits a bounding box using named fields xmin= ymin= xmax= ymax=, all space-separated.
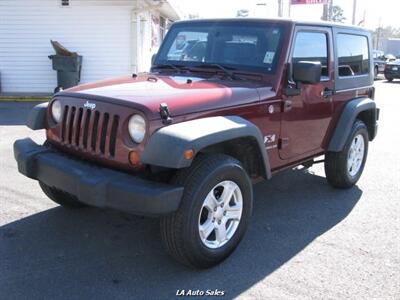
xmin=13 ymin=138 xmax=183 ymax=215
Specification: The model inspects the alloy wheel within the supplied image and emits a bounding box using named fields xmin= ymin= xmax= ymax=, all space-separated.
xmin=198 ymin=180 xmax=243 ymax=249
xmin=347 ymin=134 xmax=365 ymax=177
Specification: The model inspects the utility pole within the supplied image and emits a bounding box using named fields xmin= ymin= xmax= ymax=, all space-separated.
xmin=322 ymin=2 xmax=328 ymax=21
xmin=322 ymin=0 xmax=332 ymax=21
xmin=376 ymin=17 xmax=382 ymax=50
xmin=278 ymin=0 xmax=283 ymax=17
xmin=352 ymin=0 xmax=357 ymax=25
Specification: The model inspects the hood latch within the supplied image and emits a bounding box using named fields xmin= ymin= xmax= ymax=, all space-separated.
xmin=159 ymin=103 xmax=173 ymax=125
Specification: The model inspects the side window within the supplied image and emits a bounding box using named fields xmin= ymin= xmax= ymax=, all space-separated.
xmin=337 ymin=34 xmax=369 ymax=77
xmin=292 ymin=31 xmax=329 ymax=79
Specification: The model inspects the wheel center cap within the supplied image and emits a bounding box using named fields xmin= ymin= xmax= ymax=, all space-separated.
xmin=214 ymin=207 xmax=224 ymax=219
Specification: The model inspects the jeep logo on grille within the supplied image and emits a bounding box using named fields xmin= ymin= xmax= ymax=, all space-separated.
xmin=84 ymin=101 xmax=96 ymax=110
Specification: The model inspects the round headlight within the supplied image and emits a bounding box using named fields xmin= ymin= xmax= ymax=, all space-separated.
xmin=51 ymin=100 xmax=62 ymax=123
xmin=128 ymin=114 xmax=146 ymax=143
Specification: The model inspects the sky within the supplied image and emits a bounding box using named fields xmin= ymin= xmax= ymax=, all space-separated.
xmin=169 ymin=0 xmax=400 ymax=30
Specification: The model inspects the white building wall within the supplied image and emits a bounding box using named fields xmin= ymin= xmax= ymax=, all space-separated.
xmin=0 ymin=0 xmax=135 ymax=93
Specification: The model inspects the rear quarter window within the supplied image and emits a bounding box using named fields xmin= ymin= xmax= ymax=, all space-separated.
xmin=333 ymin=29 xmax=373 ymax=91
xmin=337 ymin=33 xmax=370 ymax=77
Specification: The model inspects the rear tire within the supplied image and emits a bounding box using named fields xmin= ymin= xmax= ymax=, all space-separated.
xmin=385 ymin=76 xmax=393 ymax=82
xmin=324 ymin=120 xmax=369 ymax=189
xmin=160 ymin=154 xmax=253 ymax=269
xmin=39 ymin=182 xmax=86 ymax=208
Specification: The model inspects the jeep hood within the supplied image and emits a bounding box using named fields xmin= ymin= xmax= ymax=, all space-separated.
xmin=65 ymin=74 xmax=274 ymax=120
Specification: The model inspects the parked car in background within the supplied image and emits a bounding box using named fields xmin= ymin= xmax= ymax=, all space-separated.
xmin=385 ymin=54 xmax=397 ymax=61
xmin=373 ymin=50 xmax=386 ymax=78
xmin=384 ymin=59 xmax=400 ymax=81
xmin=373 ymin=51 xmax=398 ymax=78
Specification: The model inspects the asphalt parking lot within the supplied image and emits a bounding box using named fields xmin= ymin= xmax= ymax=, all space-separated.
xmin=0 ymin=79 xmax=399 ymax=299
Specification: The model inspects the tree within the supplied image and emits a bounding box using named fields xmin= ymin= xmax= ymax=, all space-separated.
xmin=186 ymin=13 xmax=199 ymax=20
xmin=236 ymin=9 xmax=249 ymax=18
xmin=321 ymin=1 xmax=345 ymax=23
xmin=331 ymin=5 xmax=346 ymax=23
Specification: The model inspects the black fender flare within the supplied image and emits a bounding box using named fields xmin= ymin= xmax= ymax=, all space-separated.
xmin=141 ymin=116 xmax=271 ymax=179
xmin=328 ymin=97 xmax=378 ymax=152
xmin=26 ymin=102 xmax=48 ymax=130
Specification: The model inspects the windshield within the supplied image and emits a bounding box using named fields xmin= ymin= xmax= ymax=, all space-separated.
xmin=154 ymin=21 xmax=286 ymax=75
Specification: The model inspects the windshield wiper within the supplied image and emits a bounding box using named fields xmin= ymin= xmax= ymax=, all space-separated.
xmin=154 ymin=62 xmax=243 ymax=80
xmin=152 ymin=63 xmax=186 ymax=73
xmin=190 ymin=63 xmax=238 ymax=80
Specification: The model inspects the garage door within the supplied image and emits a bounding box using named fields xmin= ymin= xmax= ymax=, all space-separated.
xmin=0 ymin=0 xmax=132 ymax=93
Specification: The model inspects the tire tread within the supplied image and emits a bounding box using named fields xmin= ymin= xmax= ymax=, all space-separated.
xmin=325 ymin=120 xmax=369 ymax=189
xmin=160 ymin=154 xmax=249 ymax=268
xmin=39 ymin=182 xmax=86 ymax=208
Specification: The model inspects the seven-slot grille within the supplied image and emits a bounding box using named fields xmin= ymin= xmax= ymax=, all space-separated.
xmin=60 ymin=105 xmax=119 ymax=157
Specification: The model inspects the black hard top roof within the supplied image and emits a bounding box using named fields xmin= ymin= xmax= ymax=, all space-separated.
xmin=174 ymin=18 xmax=370 ymax=33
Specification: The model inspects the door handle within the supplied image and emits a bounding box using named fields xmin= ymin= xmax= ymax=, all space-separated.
xmin=322 ymin=88 xmax=335 ymax=98
xmin=283 ymin=100 xmax=292 ymax=112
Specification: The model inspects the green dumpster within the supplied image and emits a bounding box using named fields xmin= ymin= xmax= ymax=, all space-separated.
xmin=49 ymin=54 xmax=82 ymax=93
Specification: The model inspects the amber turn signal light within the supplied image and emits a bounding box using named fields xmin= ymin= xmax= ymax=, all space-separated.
xmin=184 ymin=149 xmax=194 ymax=160
xmin=46 ymin=129 xmax=53 ymax=140
xmin=129 ymin=151 xmax=141 ymax=166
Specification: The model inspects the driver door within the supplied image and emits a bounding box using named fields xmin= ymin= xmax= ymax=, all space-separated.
xmin=279 ymin=27 xmax=334 ymax=160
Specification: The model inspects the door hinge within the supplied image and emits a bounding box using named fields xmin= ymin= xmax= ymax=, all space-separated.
xmin=322 ymin=88 xmax=335 ymax=98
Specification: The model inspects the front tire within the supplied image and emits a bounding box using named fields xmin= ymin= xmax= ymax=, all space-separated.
xmin=374 ymin=66 xmax=378 ymax=79
xmin=39 ymin=182 xmax=86 ymax=208
xmin=325 ymin=120 xmax=369 ymax=189
xmin=160 ymin=154 xmax=253 ymax=269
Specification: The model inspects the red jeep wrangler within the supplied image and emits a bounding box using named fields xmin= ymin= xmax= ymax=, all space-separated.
xmin=14 ymin=19 xmax=379 ymax=268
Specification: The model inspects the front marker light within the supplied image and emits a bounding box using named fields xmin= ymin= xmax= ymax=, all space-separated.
xmin=51 ymin=100 xmax=62 ymax=123
xmin=128 ymin=114 xmax=146 ymax=143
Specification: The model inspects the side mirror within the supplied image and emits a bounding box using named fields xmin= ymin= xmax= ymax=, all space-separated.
xmin=151 ymin=53 xmax=157 ymax=66
xmin=293 ymin=61 xmax=322 ymax=84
